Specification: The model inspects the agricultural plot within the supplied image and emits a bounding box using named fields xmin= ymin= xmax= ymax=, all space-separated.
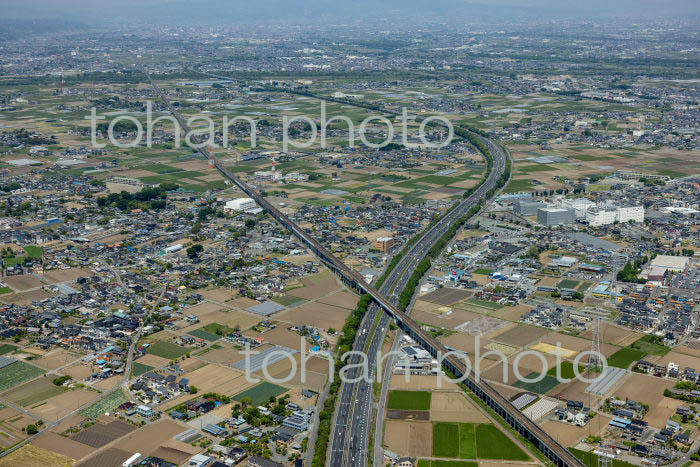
xmin=547 ymin=361 xmax=585 ymax=380
xmin=188 ymin=328 xmax=221 ymax=341
xmin=0 ymin=361 xmax=45 ymax=392
xmin=3 ymin=378 xmax=68 ymax=407
xmin=0 ymin=443 xmax=75 ymax=467
xmin=132 ymin=362 xmax=154 ymax=377
xmin=474 ymin=424 xmax=529 ymax=460
xmin=79 ymin=390 xmax=127 ymax=418
xmin=512 ymin=374 xmax=560 ymax=394
xmin=233 ymin=382 xmax=287 ymax=406
xmin=387 ymin=390 xmax=432 ymax=411
xmin=432 ymin=422 xmax=527 ymax=460
xmin=433 ymin=422 xmax=460 ymax=458
xmin=607 ymin=347 xmax=646 ymax=369
xmin=419 ymin=462 xmax=478 ymax=467
xmin=146 ymin=340 xmax=189 ymax=359
xmin=629 ymin=335 xmax=670 ymax=356
xmin=0 ymin=344 xmax=16 ymax=355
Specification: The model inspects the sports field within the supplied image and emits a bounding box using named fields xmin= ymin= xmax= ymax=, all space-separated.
xmin=387 ymin=390 xmax=432 ymax=411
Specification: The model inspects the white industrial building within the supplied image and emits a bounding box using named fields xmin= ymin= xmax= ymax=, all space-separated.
xmin=559 ymin=198 xmax=596 ymax=219
xmin=225 ymin=197 xmax=257 ymax=213
xmin=586 ymin=205 xmax=644 ymax=227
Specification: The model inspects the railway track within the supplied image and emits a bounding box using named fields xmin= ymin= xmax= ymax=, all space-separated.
xmin=141 ymin=68 xmax=585 ymax=467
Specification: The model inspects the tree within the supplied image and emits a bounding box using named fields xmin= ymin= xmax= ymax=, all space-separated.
xmin=189 ymin=386 xmax=198 ymax=394
xmin=241 ymin=396 xmax=253 ymax=407
xmin=26 ymin=424 xmax=38 ymax=435
xmin=187 ymin=244 xmax=203 ymax=259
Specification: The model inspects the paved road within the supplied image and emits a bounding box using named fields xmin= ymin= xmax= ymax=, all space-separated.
xmin=329 ymin=137 xmax=508 ymax=467
xmin=140 ymin=68 xmax=581 ymax=467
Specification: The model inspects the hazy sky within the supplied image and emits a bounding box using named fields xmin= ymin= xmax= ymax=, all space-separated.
xmin=2 ymin=0 xmax=698 ymax=25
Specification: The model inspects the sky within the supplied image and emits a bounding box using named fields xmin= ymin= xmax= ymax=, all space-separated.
xmin=1 ymin=0 xmax=698 ymax=26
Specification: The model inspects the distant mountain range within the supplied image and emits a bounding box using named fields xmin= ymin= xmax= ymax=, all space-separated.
xmin=2 ymin=0 xmax=698 ymax=28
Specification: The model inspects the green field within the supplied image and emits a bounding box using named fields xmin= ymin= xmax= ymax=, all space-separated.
xmin=433 ymin=423 xmax=527 ymax=461
xmin=433 ymin=422 xmax=460 ymax=458
xmin=188 ymin=328 xmax=221 ymax=342
xmin=475 ymin=424 xmax=529 ymax=460
xmin=513 ymin=374 xmax=560 ymax=394
xmin=0 ymin=344 xmax=17 ymax=355
xmin=465 ymin=299 xmax=502 ymax=311
xmin=547 ymin=361 xmax=585 ymax=380
xmin=233 ymin=382 xmax=287 ymax=406
xmin=387 ymin=390 xmax=432 ymax=411
xmin=629 ymin=335 xmax=670 ymax=356
xmin=80 ymin=390 xmax=127 ymax=418
xmin=132 ymin=362 xmax=154 ymax=377
xmin=458 ymin=423 xmax=476 ymax=459
xmin=271 ymin=295 xmax=306 ymax=307
xmin=504 ymin=179 xmax=534 ymax=193
xmin=0 ymin=287 xmax=12 ymax=294
xmin=558 ymin=279 xmax=580 ymax=289
xmin=146 ymin=341 xmax=189 ymax=359
xmin=607 ymin=347 xmax=646 ymax=369
xmin=472 ymin=268 xmax=493 ymax=275
xmin=517 ymin=164 xmax=557 ymax=173
xmin=18 ymin=386 xmax=68 ymax=407
xmin=422 ymin=462 xmax=478 ymax=467
xmin=201 ymin=322 xmax=239 ymax=337
xmin=23 ymin=245 xmax=43 ymax=259
xmin=0 ymin=362 xmax=45 ymax=392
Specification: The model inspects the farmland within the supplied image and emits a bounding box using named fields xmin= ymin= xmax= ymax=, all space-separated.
xmin=474 ymin=423 xmax=530 ymax=460
xmin=432 ymin=422 xmax=528 ymax=461
xmin=513 ymin=374 xmax=560 ymax=394
xmin=146 ymin=340 xmax=189 ymax=359
xmin=132 ymin=362 xmax=154 ymax=377
xmin=4 ymin=378 xmax=68 ymax=407
xmin=0 ymin=361 xmax=45 ymax=392
xmin=607 ymin=347 xmax=646 ymax=369
xmin=433 ymin=422 xmax=460 ymax=458
xmin=419 ymin=461 xmax=478 ymax=467
xmin=233 ymin=382 xmax=287 ymax=406
xmin=387 ymin=390 xmax=432 ymax=411
xmin=79 ymin=390 xmax=127 ymax=418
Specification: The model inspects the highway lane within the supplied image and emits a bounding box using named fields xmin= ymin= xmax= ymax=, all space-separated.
xmin=331 ymin=136 xmax=507 ymax=467
xmin=141 ymin=68 xmax=583 ymax=467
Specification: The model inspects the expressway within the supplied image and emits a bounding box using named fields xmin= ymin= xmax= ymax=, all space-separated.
xmin=329 ymin=136 xmax=506 ymax=467
xmin=141 ymin=68 xmax=585 ymax=467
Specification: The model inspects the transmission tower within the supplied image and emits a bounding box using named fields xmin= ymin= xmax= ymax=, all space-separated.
xmin=589 ymin=315 xmax=603 ymax=371
xmin=597 ymin=445 xmax=612 ymax=467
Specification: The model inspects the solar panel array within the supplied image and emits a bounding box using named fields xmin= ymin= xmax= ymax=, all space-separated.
xmin=512 ymin=393 xmax=537 ymax=410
